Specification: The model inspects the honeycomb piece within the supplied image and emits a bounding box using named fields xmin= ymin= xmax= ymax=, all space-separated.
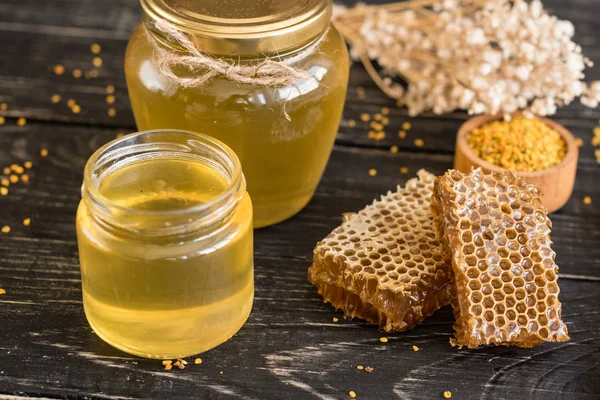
xmin=432 ymin=168 xmax=570 ymax=348
xmin=308 ymin=170 xmax=452 ymax=332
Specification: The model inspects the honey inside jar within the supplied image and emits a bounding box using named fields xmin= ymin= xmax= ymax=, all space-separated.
xmin=76 ymin=130 xmax=254 ymax=359
xmin=125 ymin=0 xmax=350 ymax=228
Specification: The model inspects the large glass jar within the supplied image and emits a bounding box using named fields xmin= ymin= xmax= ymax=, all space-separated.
xmin=125 ymin=0 xmax=349 ymax=228
xmin=76 ymin=130 xmax=254 ymax=359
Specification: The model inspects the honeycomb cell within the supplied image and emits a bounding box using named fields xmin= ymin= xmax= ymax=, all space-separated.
xmin=432 ymin=168 xmax=569 ymax=348
xmin=494 ymin=303 xmax=506 ymax=314
xmin=510 ymin=252 xmax=522 ymax=264
xmin=467 ymin=268 xmax=480 ymax=279
xmin=505 ymin=296 xmax=517 ymax=308
xmin=309 ymin=170 xmax=452 ymax=332
xmin=514 ymin=277 xmax=525 ymax=288
xmin=466 ymin=255 xmax=478 ymax=267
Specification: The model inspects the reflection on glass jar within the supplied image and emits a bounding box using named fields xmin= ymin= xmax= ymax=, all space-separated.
xmin=125 ymin=0 xmax=350 ymax=228
xmin=76 ymin=130 xmax=254 ymax=359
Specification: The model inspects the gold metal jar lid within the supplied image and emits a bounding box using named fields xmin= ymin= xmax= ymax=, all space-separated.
xmin=141 ymin=0 xmax=333 ymax=56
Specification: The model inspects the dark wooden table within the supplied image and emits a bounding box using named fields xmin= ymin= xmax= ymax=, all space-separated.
xmin=0 ymin=1 xmax=599 ymax=399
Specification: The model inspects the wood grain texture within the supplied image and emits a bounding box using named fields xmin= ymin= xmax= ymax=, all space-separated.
xmin=0 ymin=0 xmax=599 ymax=399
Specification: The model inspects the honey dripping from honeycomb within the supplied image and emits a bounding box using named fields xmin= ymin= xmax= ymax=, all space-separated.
xmin=432 ymin=169 xmax=569 ymax=348
xmin=308 ymin=170 xmax=452 ymax=332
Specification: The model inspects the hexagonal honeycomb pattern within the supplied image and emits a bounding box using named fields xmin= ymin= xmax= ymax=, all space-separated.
xmin=432 ymin=168 xmax=570 ymax=348
xmin=308 ymin=170 xmax=452 ymax=332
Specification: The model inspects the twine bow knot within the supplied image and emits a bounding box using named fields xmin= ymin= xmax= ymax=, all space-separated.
xmin=146 ymin=20 xmax=320 ymax=88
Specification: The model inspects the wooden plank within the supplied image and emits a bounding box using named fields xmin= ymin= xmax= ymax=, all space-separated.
xmin=0 ymin=121 xmax=598 ymax=278
xmin=0 ymin=243 xmax=598 ymax=399
xmin=0 ymin=0 xmax=600 ymax=155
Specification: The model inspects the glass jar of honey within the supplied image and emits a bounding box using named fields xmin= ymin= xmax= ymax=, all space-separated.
xmin=76 ymin=130 xmax=254 ymax=359
xmin=125 ymin=0 xmax=349 ymax=228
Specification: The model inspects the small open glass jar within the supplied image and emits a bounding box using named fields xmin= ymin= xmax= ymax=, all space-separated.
xmin=76 ymin=130 xmax=254 ymax=359
xmin=125 ymin=0 xmax=349 ymax=228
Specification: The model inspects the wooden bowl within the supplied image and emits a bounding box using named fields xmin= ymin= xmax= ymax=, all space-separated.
xmin=455 ymin=114 xmax=579 ymax=213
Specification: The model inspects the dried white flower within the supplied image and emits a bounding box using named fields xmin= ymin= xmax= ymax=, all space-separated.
xmin=334 ymin=0 xmax=599 ymax=116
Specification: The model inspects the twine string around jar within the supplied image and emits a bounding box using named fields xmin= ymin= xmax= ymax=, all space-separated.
xmin=145 ymin=20 xmax=328 ymax=88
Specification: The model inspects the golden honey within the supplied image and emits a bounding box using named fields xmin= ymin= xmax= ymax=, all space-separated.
xmin=125 ymin=0 xmax=349 ymax=228
xmin=76 ymin=130 xmax=254 ymax=359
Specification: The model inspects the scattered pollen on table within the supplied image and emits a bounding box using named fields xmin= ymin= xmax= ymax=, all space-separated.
xmin=11 ymin=164 xmax=24 ymax=174
xmin=0 ymin=116 xmax=5 ymax=125
xmin=390 ymin=145 xmax=399 ymax=153
xmin=86 ymin=70 xmax=99 ymax=79
xmin=369 ymin=169 xmax=377 ymax=177
xmin=51 ymin=94 xmax=61 ymax=104
xmin=106 ymin=95 xmax=116 ymax=105
xmin=402 ymin=122 xmax=412 ymax=130
xmin=0 ymin=288 xmax=6 ymax=295
xmin=162 ymin=360 xmax=172 ymax=366
xmin=412 ymin=345 xmax=419 ymax=352
xmin=23 ymin=218 xmax=31 ymax=227
xmin=400 ymin=167 xmax=409 ymax=174
xmin=164 ymin=364 xmax=173 ymax=371
xmin=1 ymin=178 xmax=8 ymax=186
xmin=106 ymin=85 xmax=116 ymax=94
xmin=194 ymin=358 xmax=202 ymax=365
xmin=17 ymin=118 xmax=27 ymax=127
xmin=357 ymin=87 xmax=366 ymax=100
xmin=219 ymin=371 xmax=224 ymax=375
xmin=90 ymin=43 xmax=102 ymax=54
xmin=72 ymin=69 xmax=83 ymax=79
xmin=374 ymin=113 xmax=382 ymax=121
xmin=332 ymin=317 xmax=339 ymax=322
xmin=53 ymin=64 xmax=65 ymax=75
xmin=443 ymin=391 xmax=452 ymax=398
xmin=360 ymin=113 xmax=370 ymax=122
xmin=575 ymin=138 xmax=584 ymax=147
xmin=9 ymin=175 xmax=18 ymax=184
xmin=379 ymin=337 xmax=388 ymax=343
xmin=2 ymin=226 xmax=10 ymax=234
xmin=93 ymin=57 xmax=103 ymax=67
xmin=356 ymin=365 xmax=364 ymax=370
xmin=348 ymin=391 xmax=357 ymax=398
xmin=364 ymin=366 xmax=374 ymax=373
xmin=347 ymin=119 xmax=356 ymax=128
xmin=21 ymin=174 xmax=30 ymax=183
xmin=72 ymin=104 xmax=82 ymax=114
xmin=583 ymin=196 xmax=592 ymax=205
xmin=381 ymin=117 xmax=389 ymax=126
xmin=414 ymin=139 xmax=424 ymax=148
xmin=40 ymin=148 xmax=49 ymax=157
xmin=0 ymin=187 xmax=8 ymax=196
xmin=381 ymin=107 xmax=390 ymax=115
xmin=24 ymin=161 xmax=33 ymax=169
xmin=108 ymin=108 xmax=116 ymax=117
xmin=398 ymin=130 xmax=407 ymax=139
xmin=0 ymin=103 xmax=7 ymax=111
xmin=67 ymin=99 xmax=76 ymax=108
xmin=371 ymin=121 xmax=384 ymax=131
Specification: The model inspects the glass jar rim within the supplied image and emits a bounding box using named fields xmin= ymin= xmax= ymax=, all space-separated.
xmin=82 ymin=130 xmax=245 ymax=234
xmin=140 ymin=0 xmax=332 ymax=56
